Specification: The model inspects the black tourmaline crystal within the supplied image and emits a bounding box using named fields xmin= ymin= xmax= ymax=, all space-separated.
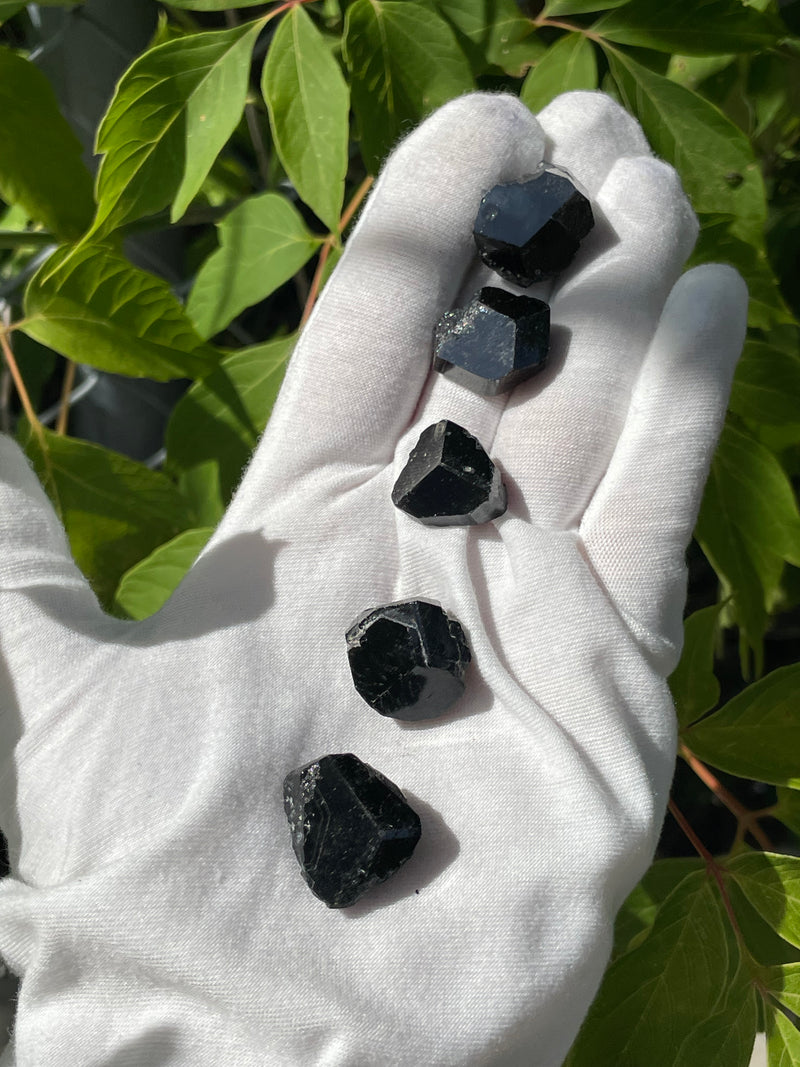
xmin=283 ymin=753 xmax=422 ymax=908
xmin=473 ymin=163 xmax=594 ymax=287
xmin=433 ymin=286 xmax=549 ymax=396
xmin=392 ymin=420 xmax=507 ymax=526
xmin=346 ymin=600 xmax=471 ymax=721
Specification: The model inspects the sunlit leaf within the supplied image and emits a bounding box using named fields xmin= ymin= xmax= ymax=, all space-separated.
xmin=613 ymin=858 xmax=704 ymax=959
xmin=684 ymin=665 xmax=800 ymax=787
xmin=729 ymin=853 xmax=800 ymax=949
xmin=22 ymin=245 xmax=218 ymax=381
xmin=262 ymin=5 xmax=349 ymax=231
xmin=18 ymin=424 xmax=195 ymax=610
xmin=186 ymin=193 xmax=322 ymax=340
xmin=565 ymin=871 xmax=729 ymax=1066
xmin=343 ymin=0 xmax=474 ymax=173
xmin=672 ymin=953 xmax=758 ymax=1067
xmin=114 ymin=527 xmax=215 ymax=620
xmin=520 ymin=33 xmax=598 ymax=113
xmin=165 ymin=334 xmax=295 ymax=503
xmin=605 ymin=47 xmax=766 ymax=241
xmin=91 ymin=20 xmax=262 ymax=236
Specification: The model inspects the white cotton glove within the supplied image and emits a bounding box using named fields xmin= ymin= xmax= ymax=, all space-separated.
xmin=0 ymin=91 xmax=746 ymax=1066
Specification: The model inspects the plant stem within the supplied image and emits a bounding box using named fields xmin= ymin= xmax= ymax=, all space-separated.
xmin=668 ymin=797 xmax=748 ymax=944
xmin=300 ymin=175 xmax=374 ymax=327
xmin=55 ymin=360 xmax=76 ymax=436
xmin=0 ymin=327 xmax=49 ymax=459
xmin=680 ymin=744 xmax=775 ymax=851
xmin=532 ymin=14 xmax=604 ymax=43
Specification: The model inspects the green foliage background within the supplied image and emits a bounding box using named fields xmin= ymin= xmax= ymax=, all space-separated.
xmin=1 ymin=0 xmax=799 ymax=1061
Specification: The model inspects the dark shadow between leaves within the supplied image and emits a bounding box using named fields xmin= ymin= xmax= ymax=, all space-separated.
xmin=340 ymin=792 xmax=460 ymax=918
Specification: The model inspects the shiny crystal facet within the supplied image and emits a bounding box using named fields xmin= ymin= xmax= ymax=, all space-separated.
xmin=283 ymin=753 xmax=422 ymax=908
xmin=433 ymin=286 xmax=549 ymax=396
xmin=392 ymin=420 xmax=507 ymax=526
xmin=474 ymin=164 xmax=594 ymax=286
xmin=346 ymin=600 xmax=471 ymax=721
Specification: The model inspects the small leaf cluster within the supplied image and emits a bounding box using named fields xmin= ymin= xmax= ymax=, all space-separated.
xmin=0 ymin=0 xmax=799 ymax=1060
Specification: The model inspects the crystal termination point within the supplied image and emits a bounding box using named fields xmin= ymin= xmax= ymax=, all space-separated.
xmin=283 ymin=753 xmax=422 ymax=908
xmin=346 ymin=600 xmax=471 ymax=721
xmin=392 ymin=420 xmax=507 ymax=526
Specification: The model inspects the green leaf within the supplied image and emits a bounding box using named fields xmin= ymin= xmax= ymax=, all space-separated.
xmin=0 ymin=49 xmax=94 ymax=239
xmin=165 ymin=334 xmax=294 ymax=503
xmin=520 ymin=33 xmax=598 ymax=113
xmin=687 ymin=216 xmax=794 ymax=331
xmin=91 ymin=21 xmax=262 ymax=237
xmin=432 ymin=0 xmax=538 ymax=75
xmin=22 ymin=245 xmax=218 ymax=381
xmin=593 ymin=0 xmax=784 ymax=56
xmin=176 ymin=463 xmax=225 ymax=528
xmin=604 ymin=47 xmax=766 ymax=241
xmin=613 ymin=858 xmax=705 ymax=959
xmin=712 ymin=422 xmax=800 ymax=572
xmin=667 ymin=54 xmax=737 ymax=92
xmin=18 ymin=425 xmax=195 ymax=611
xmin=165 ymin=0 xmax=266 ymax=7
xmin=114 ymin=527 xmax=214 ymax=620
xmin=0 ymin=4 xmax=24 ymax=21
xmin=695 ymin=462 xmax=768 ymax=667
xmin=775 ymin=790 xmax=800 ymax=839
xmin=767 ymin=1007 xmax=800 ymax=1066
xmin=729 ymin=853 xmax=800 ymax=949
xmin=261 ymin=7 xmax=349 ymax=232
xmin=565 ymin=871 xmax=730 ymax=1066
xmin=669 ymin=603 xmax=723 ymax=729
xmin=684 ymin=665 xmax=800 ymax=788
xmin=765 ymin=962 xmax=800 ymax=1017
xmin=544 ymin=0 xmax=628 ymax=14
xmin=186 ymin=193 xmax=322 ymax=340
xmin=730 ymin=341 xmax=800 ymax=426
xmin=728 ymin=880 xmax=800 ymax=967
xmin=673 ymin=953 xmax=758 ymax=1067
xmin=343 ymin=0 xmax=474 ymax=173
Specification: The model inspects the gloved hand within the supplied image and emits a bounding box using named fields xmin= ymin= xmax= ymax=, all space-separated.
xmin=0 ymin=91 xmax=746 ymax=1066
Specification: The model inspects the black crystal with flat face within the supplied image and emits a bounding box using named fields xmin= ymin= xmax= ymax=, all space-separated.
xmin=474 ymin=164 xmax=594 ymax=287
xmin=283 ymin=753 xmax=422 ymax=908
xmin=346 ymin=600 xmax=471 ymax=721
xmin=433 ymin=286 xmax=549 ymax=396
xmin=392 ymin=420 xmax=507 ymax=526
